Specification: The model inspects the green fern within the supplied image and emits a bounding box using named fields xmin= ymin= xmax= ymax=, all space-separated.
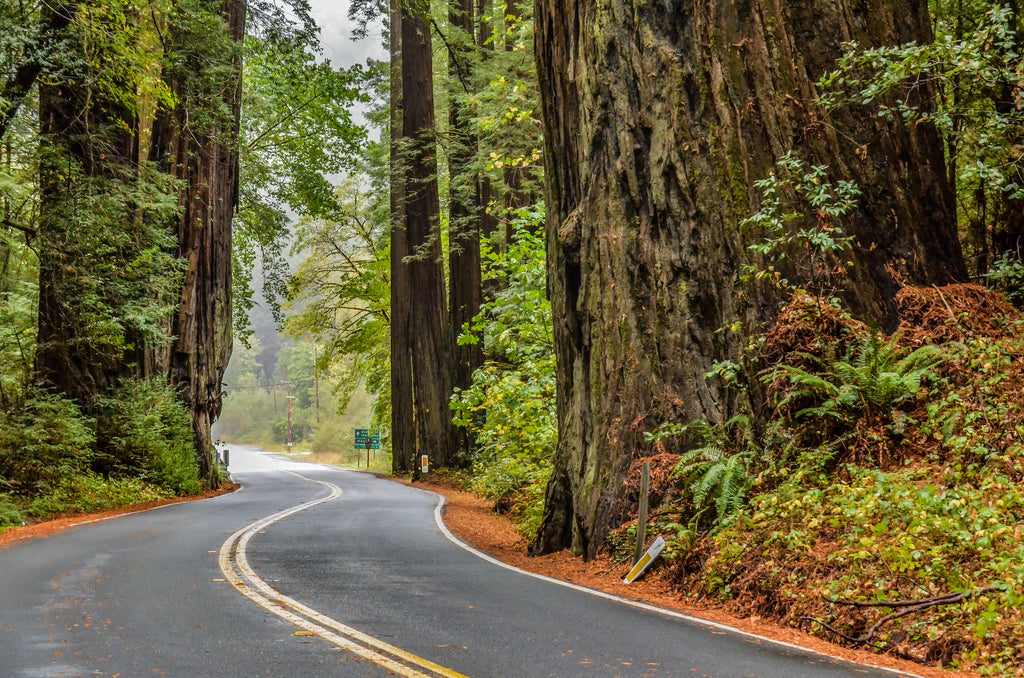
xmin=769 ymin=331 xmax=943 ymax=422
xmin=672 ymin=416 xmax=757 ymax=528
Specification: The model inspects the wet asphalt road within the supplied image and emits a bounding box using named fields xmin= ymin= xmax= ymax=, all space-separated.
xmin=0 ymin=446 xmax=915 ymax=677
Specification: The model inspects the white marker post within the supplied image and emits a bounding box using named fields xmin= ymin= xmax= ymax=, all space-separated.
xmin=623 ymin=535 xmax=666 ymax=584
xmin=420 ymin=455 xmax=429 ymax=474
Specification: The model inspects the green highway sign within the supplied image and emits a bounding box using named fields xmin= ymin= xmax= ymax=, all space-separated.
xmin=354 ymin=428 xmax=380 ymax=450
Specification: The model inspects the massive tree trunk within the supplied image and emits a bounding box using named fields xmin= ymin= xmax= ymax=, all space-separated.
xmin=390 ymin=0 xmax=415 ymax=473
xmin=531 ymin=0 xmax=967 ymax=559
xmin=448 ymin=0 xmax=483 ymax=459
xmin=36 ymin=1 xmax=142 ymax=402
xmin=148 ymin=0 xmax=245 ymax=487
xmin=402 ymin=0 xmax=455 ymax=473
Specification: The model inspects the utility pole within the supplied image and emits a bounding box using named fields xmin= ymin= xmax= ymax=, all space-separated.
xmin=286 ymin=382 xmax=295 ymax=452
xmin=313 ymin=344 xmax=320 ymax=423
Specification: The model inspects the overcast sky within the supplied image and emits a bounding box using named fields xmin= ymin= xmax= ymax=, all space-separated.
xmin=307 ymin=0 xmax=387 ymax=67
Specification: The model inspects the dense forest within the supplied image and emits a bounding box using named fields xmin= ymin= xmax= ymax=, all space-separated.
xmin=3 ymin=0 xmax=1024 ymax=673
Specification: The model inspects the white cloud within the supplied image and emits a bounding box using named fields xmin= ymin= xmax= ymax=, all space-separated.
xmin=308 ymin=0 xmax=387 ymax=67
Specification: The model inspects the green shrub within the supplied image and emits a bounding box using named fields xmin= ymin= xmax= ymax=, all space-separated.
xmin=451 ymin=210 xmax=557 ymax=541
xmin=27 ymin=472 xmax=173 ymax=517
xmin=95 ymin=379 xmax=201 ymax=495
xmin=0 ymin=497 xmax=25 ymax=529
xmin=0 ymin=392 xmax=95 ymax=494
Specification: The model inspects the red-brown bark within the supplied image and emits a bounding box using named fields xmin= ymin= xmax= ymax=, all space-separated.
xmin=532 ymin=0 xmax=966 ymax=559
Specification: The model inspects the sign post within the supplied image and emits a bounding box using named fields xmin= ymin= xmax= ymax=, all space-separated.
xmin=354 ymin=429 xmax=380 ymax=468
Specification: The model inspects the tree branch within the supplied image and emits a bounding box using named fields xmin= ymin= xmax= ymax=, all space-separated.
xmin=2 ymin=218 xmax=36 ymax=237
xmin=807 ymin=585 xmax=999 ymax=648
xmin=0 ymin=4 xmax=76 ymax=141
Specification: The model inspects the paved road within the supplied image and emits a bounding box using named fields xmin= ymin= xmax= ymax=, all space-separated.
xmin=0 ymin=446 xmax=915 ymax=677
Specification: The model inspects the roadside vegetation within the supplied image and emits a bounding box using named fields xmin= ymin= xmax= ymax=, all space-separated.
xmin=605 ymin=287 xmax=1024 ymax=674
xmin=0 ymin=379 xmax=209 ymax=532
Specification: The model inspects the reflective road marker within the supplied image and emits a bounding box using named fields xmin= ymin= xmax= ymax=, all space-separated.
xmin=623 ymin=535 xmax=666 ymax=584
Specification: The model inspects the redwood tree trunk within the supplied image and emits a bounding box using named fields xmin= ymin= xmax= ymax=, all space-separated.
xmin=402 ymin=0 xmax=455 ymax=472
xmin=148 ymin=0 xmax=245 ymax=487
xmin=448 ymin=0 xmax=483 ymax=460
xmin=390 ymin=0 xmax=415 ymax=473
xmin=36 ymin=1 xmax=141 ymax=402
xmin=531 ymin=0 xmax=966 ymax=559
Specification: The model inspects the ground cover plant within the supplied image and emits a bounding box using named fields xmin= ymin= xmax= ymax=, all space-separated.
xmin=610 ymin=285 xmax=1024 ymax=675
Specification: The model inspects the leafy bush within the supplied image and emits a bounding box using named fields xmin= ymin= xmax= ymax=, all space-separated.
xmin=95 ymin=379 xmax=201 ymax=495
xmin=26 ymin=472 xmax=173 ymax=518
xmin=984 ymin=252 xmax=1024 ymax=307
xmin=451 ymin=207 xmax=557 ymax=540
xmin=742 ymin=152 xmax=860 ymax=297
xmin=0 ymin=497 xmax=25 ymax=529
xmin=0 ymin=392 xmax=95 ymax=494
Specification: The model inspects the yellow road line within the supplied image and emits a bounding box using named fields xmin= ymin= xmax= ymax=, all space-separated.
xmin=218 ymin=471 xmax=469 ymax=678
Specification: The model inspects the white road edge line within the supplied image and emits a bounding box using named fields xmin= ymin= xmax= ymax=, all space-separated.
xmin=219 ymin=471 xmax=468 ymax=678
xmin=423 ymin=489 xmax=922 ymax=678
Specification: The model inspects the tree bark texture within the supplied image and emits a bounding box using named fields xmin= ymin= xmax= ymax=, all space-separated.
xmin=448 ymin=0 xmax=483 ymax=460
xmin=402 ymin=1 xmax=455 ymax=472
xmin=531 ymin=0 xmax=967 ymax=559
xmin=390 ymin=0 xmax=415 ymax=473
xmin=148 ymin=0 xmax=245 ymax=487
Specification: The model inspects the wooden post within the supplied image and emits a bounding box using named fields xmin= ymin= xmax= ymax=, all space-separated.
xmin=634 ymin=462 xmax=650 ymax=565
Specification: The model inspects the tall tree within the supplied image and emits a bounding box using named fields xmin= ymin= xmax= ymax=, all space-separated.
xmin=35 ymin=1 xmax=182 ymax=403
xmin=401 ymin=0 xmax=455 ymax=472
xmin=448 ymin=0 xmax=483 ymax=459
xmin=390 ymin=0 xmax=415 ymax=472
xmin=531 ymin=0 xmax=967 ymax=559
xmin=0 ymin=3 xmax=73 ymax=142
xmin=148 ymin=0 xmax=246 ymax=486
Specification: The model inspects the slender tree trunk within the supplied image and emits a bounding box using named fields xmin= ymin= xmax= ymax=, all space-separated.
xmin=501 ymin=0 xmax=530 ymax=223
xmin=402 ymin=0 xmax=455 ymax=473
xmin=148 ymin=0 xmax=245 ymax=487
xmin=531 ymin=0 xmax=966 ymax=559
xmin=990 ymin=1 xmax=1024 ymax=259
xmin=448 ymin=0 xmax=482 ymax=460
xmin=390 ymin=0 xmax=415 ymax=473
xmin=476 ymin=0 xmax=500 ymax=288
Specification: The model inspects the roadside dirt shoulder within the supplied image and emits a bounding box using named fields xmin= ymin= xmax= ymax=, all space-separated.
xmin=0 ymin=484 xmax=237 ymax=549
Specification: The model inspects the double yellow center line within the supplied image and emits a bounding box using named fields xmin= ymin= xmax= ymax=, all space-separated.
xmin=218 ymin=471 xmax=468 ymax=678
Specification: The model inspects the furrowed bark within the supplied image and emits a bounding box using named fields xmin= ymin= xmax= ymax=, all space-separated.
xmin=531 ymin=0 xmax=966 ymax=559
xmin=148 ymin=0 xmax=245 ymax=487
xmin=402 ymin=0 xmax=455 ymax=472
xmin=390 ymin=0 xmax=415 ymax=473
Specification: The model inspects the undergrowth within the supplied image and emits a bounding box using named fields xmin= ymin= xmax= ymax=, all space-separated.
xmin=451 ymin=208 xmax=556 ymax=541
xmin=0 ymin=378 xmax=204 ymax=535
xmin=616 ymin=285 xmax=1024 ymax=675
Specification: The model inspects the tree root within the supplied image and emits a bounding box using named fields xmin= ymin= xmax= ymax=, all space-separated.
xmin=802 ymin=586 xmax=998 ymax=650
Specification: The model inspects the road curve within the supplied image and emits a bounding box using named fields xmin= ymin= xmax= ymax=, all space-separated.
xmin=0 ymin=446 xmax=917 ymax=677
